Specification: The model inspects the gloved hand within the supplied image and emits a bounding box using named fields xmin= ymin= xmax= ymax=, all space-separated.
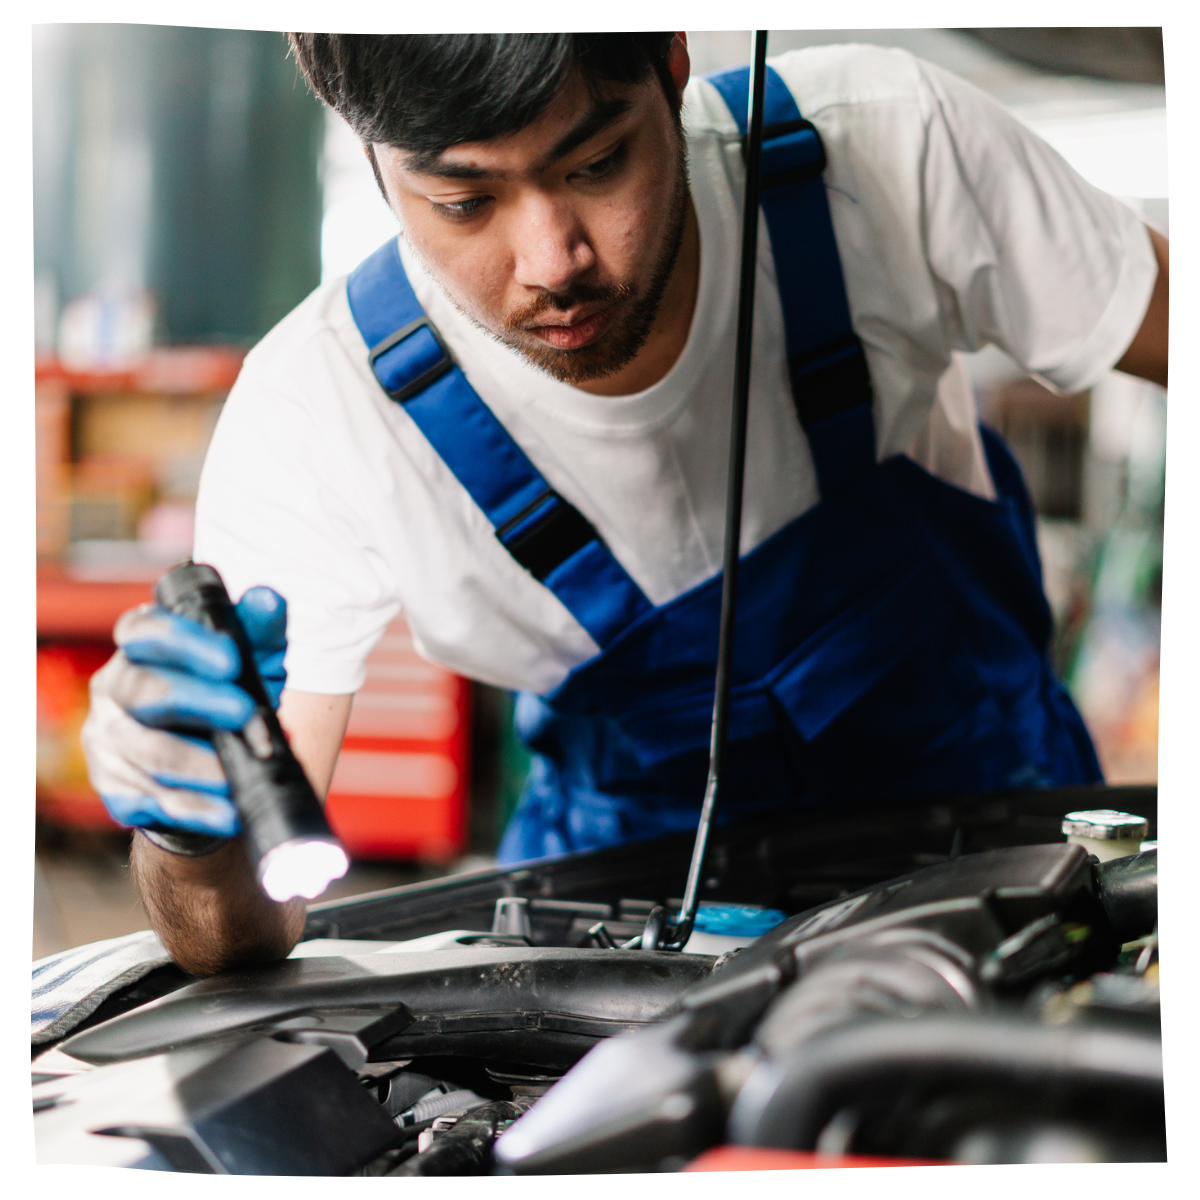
xmin=81 ymin=586 xmax=288 ymax=846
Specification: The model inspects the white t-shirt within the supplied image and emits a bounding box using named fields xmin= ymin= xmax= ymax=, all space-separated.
xmin=193 ymin=44 xmax=1157 ymax=697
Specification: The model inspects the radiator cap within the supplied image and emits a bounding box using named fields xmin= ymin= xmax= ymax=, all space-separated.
xmin=1062 ymin=809 xmax=1148 ymax=862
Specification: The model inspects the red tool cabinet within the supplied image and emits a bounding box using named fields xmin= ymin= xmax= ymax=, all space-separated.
xmin=324 ymin=617 xmax=470 ymax=863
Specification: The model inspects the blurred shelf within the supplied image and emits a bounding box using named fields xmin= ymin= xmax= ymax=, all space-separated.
xmin=35 ymin=345 xmax=245 ymax=396
xmin=37 ymin=567 xmax=153 ymax=639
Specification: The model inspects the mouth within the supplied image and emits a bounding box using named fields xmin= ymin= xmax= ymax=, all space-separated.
xmin=525 ymin=304 xmax=614 ymax=351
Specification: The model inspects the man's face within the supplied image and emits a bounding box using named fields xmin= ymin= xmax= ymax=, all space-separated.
xmin=372 ymin=53 xmax=691 ymax=389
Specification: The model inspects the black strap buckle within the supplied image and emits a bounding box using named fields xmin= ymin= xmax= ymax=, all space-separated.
xmin=789 ymin=333 xmax=873 ymax=431
xmin=495 ymin=489 xmax=598 ymax=581
xmin=368 ymin=316 xmax=455 ymax=402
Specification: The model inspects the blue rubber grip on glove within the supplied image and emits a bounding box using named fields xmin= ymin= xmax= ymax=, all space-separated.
xmin=122 ymin=587 xmax=289 ymax=728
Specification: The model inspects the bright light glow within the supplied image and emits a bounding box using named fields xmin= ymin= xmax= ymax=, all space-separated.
xmin=259 ymin=839 xmax=350 ymax=902
xmin=1020 ymin=107 xmax=1167 ymax=200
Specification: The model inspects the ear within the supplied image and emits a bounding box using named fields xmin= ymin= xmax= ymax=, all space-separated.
xmin=667 ymin=32 xmax=690 ymax=98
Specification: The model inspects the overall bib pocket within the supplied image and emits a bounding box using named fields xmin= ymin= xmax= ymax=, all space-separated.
xmin=764 ymin=556 xmax=1018 ymax=795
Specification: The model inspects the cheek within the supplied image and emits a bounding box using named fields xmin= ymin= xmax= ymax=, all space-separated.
xmin=604 ymin=173 xmax=676 ymax=268
xmin=445 ymin=250 xmax=511 ymax=316
xmin=401 ymin=208 xmax=512 ymax=320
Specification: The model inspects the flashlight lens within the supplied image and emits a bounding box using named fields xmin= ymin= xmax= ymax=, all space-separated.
xmin=259 ymin=839 xmax=350 ymax=902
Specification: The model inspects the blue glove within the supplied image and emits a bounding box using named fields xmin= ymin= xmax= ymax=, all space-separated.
xmin=81 ymin=586 xmax=288 ymax=844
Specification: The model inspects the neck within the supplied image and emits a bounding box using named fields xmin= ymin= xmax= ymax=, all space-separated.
xmin=575 ymin=197 xmax=701 ymax=397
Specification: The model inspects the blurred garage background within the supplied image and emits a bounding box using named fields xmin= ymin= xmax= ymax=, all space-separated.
xmin=32 ymin=27 xmax=1168 ymax=957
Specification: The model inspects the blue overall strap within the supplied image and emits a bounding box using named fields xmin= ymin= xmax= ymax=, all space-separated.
xmin=347 ymin=238 xmax=652 ymax=647
xmin=706 ymin=64 xmax=875 ymax=496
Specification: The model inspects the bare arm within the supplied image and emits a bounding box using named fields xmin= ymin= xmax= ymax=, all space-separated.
xmin=1114 ymin=226 xmax=1168 ymax=389
xmin=131 ymin=690 xmax=353 ymax=975
xmin=278 ymin=688 xmax=355 ymax=796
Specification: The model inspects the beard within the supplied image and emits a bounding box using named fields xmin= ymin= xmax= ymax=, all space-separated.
xmin=417 ymin=131 xmax=691 ymax=389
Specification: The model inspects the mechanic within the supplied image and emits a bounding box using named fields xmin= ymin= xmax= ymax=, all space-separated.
xmin=80 ymin=33 xmax=1169 ymax=975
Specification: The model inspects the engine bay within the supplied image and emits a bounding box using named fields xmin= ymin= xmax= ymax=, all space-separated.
xmin=33 ymin=784 xmax=1162 ymax=1173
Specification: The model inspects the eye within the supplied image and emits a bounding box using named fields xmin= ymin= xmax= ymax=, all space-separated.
xmin=430 ymin=195 xmax=493 ymax=220
xmin=571 ymin=142 xmax=628 ymax=182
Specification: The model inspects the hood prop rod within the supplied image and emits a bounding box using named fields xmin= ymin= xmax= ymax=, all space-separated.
xmin=645 ymin=30 xmax=770 ymax=953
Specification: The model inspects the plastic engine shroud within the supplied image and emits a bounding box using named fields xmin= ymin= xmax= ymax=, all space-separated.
xmin=35 ymin=787 xmax=1161 ymax=1174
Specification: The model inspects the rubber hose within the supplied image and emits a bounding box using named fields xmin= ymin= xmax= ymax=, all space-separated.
xmin=1094 ymin=848 xmax=1157 ymax=943
xmin=729 ymin=1012 xmax=1163 ymax=1150
xmin=753 ymin=935 xmax=978 ymax=1059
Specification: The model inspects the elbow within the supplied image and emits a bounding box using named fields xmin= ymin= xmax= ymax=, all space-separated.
xmin=1115 ymin=226 xmax=1169 ymax=389
xmin=162 ymin=899 xmax=306 ymax=977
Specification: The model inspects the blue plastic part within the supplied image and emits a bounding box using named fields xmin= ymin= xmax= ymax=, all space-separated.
xmin=692 ymin=903 xmax=787 ymax=938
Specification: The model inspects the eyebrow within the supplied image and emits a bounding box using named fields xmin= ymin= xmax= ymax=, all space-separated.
xmin=410 ymin=96 xmax=632 ymax=181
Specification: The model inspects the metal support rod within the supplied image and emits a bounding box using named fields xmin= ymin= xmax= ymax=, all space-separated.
xmin=652 ymin=30 xmax=770 ymax=952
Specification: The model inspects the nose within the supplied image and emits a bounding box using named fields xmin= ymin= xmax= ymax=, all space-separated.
xmin=510 ymin=192 xmax=596 ymax=297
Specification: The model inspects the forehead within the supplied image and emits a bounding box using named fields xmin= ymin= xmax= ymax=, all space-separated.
xmin=399 ymin=71 xmax=647 ymax=180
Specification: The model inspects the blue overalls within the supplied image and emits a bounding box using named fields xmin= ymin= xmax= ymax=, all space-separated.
xmin=347 ymin=65 xmax=1102 ymax=864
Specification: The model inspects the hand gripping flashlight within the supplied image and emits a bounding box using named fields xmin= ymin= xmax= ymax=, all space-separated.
xmin=154 ymin=561 xmax=350 ymax=902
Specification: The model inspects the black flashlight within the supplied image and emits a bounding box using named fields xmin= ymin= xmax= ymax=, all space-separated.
xmin=154 ymin=561 xmax=349 ymax=902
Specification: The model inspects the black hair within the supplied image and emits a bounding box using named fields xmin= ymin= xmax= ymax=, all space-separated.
xmin=288 ymin=32 xmax=679 ymax=164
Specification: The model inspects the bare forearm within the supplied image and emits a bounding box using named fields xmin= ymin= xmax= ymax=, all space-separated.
xmin=131 ymin=832 xmax=306 ymax=976
xmin=277 ymin=689 xmax=353 ymax=795
xmin=128 ymin=690 xmax=351 ymax=975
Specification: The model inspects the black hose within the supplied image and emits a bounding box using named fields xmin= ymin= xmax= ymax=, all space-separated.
xmin=389 ymin=1101 xmax=522 ymax=1176
xmin=1094 ymin=848 xmax=1157 ymax=943
xmin=752 ymin=934 xmax=980 ymax=1058
xmin=729 ymin=1012 xmax=1163 ymax=1150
